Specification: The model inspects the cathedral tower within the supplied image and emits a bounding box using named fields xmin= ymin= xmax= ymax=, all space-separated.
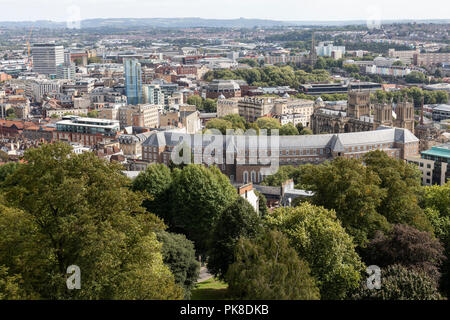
xmin=374 ymin=102 xmax=393 ymax=129
xmin=394 ymin=96 xmax=415 ymax=132
xmin=347 ymin=90 xmax=370 ymax=119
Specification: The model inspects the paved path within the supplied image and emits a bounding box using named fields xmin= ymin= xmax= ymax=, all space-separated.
xmin=197 ymin=266 xmax=213 ymax=283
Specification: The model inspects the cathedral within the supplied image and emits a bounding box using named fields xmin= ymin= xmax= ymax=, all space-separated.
xmin=311 ymin=90 xmax=415 ymax=134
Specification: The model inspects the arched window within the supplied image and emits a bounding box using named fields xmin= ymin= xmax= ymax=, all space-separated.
xmin=243 ymin=171 xmax=249 ymax=184
xmin=251 ymin=171 xmax=256 ymax=183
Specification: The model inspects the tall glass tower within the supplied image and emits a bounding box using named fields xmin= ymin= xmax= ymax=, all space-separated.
xmin=124 ymin=59 xmax=142 ymax=105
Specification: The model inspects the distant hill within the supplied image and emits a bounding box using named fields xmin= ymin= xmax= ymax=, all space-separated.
xmin=0 ymin=17 xmax=448 ymax=29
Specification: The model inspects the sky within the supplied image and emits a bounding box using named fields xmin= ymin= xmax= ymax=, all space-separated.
xmin=0 ymin=0 xmax=448 ymax=22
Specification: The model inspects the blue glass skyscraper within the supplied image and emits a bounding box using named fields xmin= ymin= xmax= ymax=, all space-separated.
xmin=124 ymin=58 xmax=142 ymax=105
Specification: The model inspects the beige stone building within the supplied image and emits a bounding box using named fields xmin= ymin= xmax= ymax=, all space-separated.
xmin=118 ymin=104 xmax=159 ymax=128
xmin=238 ymin=96 xmax=276 ymax=122
xmin=217 ymin=96 xmax=240 ymax=118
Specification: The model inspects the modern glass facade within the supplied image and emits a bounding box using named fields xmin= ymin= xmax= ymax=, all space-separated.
xmin=56 ymin=117 xmax=120 ymax=137
xmin=124 ymin=59 xmax=142 ymax=105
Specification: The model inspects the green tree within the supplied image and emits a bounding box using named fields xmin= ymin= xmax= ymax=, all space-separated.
xmin=351 ymin=264 xmax=442 ymax=300
xmin=156 ymin=231 xmax=200 ymax=299
xmin=170 ymin=165 xmax=238 ymax=256
xmin=280 ymin=123 xmax=299 ymax=136
xmin=300 ymin=128 xmax=313 ymax=135
xmin=222 ymin=114 xmax=246 ymax=131
xmin=421 ymin=182 xmax=450 ymax=296
xmin=0 ymin=162 xmax=20 ymax=183
xmin=343 ymin=64 xmax=360 ymax=74
xmin=226 ymin=230 xmax=320 ymax=300
xmin=406 ymin=71 xmax=426 ymax=83
xmin=203 ymin=99 xmax=217 ymax=113
xmin=363 ymin=151 xmax=432 ymax=232
xmin=87 ymin=110 xmax=99 ymax=118
xmin=132 ymin=164 xmax=173 ymax=223
xmin=255 ymin=190 xmax=269 ymax=217
xmin=0 ymin=143 xmax=183 ymax=299
xmin=205 ymin=118 xmax=233 ymax=135
xmin=255 ymin=117 xmax=281 ymax=135
xmin=207 ymin=197 xmax=263 ymax=280
xmin=0 ymin=151 xmax=8 ymax=162
xmin=187 ymin=95 xmax=204 ymax=110
xmin=435 ymin=90 xmax=448 ymax=104
xmin=266 ymin=203 xmax=365 ymax=299
xmin=261 ymin=165 xmax=301 ymax=186
xmin=0 ymin=265 xmax=28 ymax=300
xmin=299 ymin=158 xmax=390 ymax=246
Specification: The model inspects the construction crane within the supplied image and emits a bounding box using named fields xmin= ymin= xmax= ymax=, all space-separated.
xmin=26 ymin=25 xmax=34 ymax=69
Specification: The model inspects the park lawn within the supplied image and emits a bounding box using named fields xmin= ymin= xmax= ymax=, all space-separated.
xmin=191 ymin=278 xmax=229 ymax=300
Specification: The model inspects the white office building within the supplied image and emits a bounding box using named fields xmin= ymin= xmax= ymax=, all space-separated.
xmin=32 ymin=44 xmax=64 ymax=76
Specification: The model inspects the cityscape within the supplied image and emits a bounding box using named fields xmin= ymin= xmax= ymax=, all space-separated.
xmin=0 ymin=0 xmax=449 ymax=308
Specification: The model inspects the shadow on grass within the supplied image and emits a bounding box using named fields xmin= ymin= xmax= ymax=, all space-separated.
xmin=191 ymin=278 xmax=229 ymax=300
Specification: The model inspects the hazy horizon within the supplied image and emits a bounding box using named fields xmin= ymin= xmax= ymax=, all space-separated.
xmin=0 ymin=0 xmax=448 ymax=22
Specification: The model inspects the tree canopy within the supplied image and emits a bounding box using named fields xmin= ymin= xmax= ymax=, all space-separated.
xmin=226 ymin=230 xmax=320 ymax=300
xmin=207 ymin=197 xmax=263 ymax=280
xmin=266 ymin=203 xmax=365 ymax=299
xmin=0 ymin=143 xmax=183 ymax=299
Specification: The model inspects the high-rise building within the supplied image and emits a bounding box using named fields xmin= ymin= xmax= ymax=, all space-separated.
xmin=56 ymin=63 xmax=76 ymax=80
xmin=124 ymin=59 xmax=142 ymax=105
xmin=32 ymin=44 xmax=64 ymax=76
xmin=142 ymin=84 xmax=164 ymax=105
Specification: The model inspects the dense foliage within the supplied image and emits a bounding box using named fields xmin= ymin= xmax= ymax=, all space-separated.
xmin=0 ymin=143 xmax=183 ymax=299
xmin=226 ymin=230 xmax=320 ymax=300
xmin=266 ymin=203 xmax=365 ymax=299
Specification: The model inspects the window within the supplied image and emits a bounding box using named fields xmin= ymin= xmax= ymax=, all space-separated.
xmin=243 ymin=171 xmax=249 ymax=184
xmin=251 ymin=171 xmax=256 ymax=183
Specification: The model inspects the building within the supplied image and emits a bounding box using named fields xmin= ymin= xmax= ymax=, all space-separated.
xmin=299 ymin=82 xmax=382 ymax=95
xmin=26 ymin=79 xmax=63 ymax=103
xmin=407 ymin=143 xmax=450 ymax=185
xmin=217 ymin=96 xmax=240 ymax=118
xmin=414 ymin=52 xmax=450 ymax=67
xmin=365 ymin=64 xmax=413 ymax=77
xmin=56 ymin=63 xmax=76 ymax=80
xmin=388 ymin=49 xmax=419 ymax=65
xmin=236 ymin=183 xmax=259 ymax=215
xmin=53 ymin=116 xmax=120 ymax=146
xmin=32 ymin=43 xmax=64 ymax=76
xmin=141 ymin=126 xmax=419 ymax=183
xmin=206 ymin=80 xmax=241 ymax=99
xmin=44 ymin=108 xmax=89 ymax=118
xmin=118 ymin=104 xmax=159 ymax=129
xmin=238 ymin=96 xmax=276 ymax=122
xmin=118 ymin=131 xmax=152 ymax=157
xmin=316 ymin=42 xmax=346 ymax=57
xmin=180 ymin=110 xmax=201 ymax=134
xmin=142 ymin=84 xmax=164 ymax=105
xmin=432 ymin=104 xmax=450 ymax=121
xmin=311 ymin=91 xmax=415 ymax=134
xmin=124 ymin=59 xmax=142 ymax=105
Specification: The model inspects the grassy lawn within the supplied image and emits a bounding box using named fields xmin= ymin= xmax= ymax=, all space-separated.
xmin=191 ymin=278 xmax=229 ymax=300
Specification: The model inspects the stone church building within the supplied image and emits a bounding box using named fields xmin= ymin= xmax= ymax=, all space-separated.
xmin=311 ymin=91 xmax=415 ymax=134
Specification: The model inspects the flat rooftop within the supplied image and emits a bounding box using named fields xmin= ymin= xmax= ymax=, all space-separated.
xmin=421 ymin=143 xmax=450 ymax=159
